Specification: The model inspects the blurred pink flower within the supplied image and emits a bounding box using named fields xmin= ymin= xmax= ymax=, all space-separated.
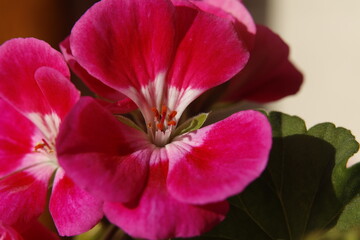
xmin=0 ymin=38 xmax=103 ymax=236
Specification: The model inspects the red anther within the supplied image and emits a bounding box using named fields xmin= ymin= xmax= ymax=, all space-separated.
xmin=161 ymin=105 xmax=167 ymax=116
xmin=34 ymin=143 xmax=45 ymax=151
xmin=160 ymin=105 xmax=167 ymax=123
xmin=168 ymin=120 xmax=176 ymax=126
xmin=157 ymin=122 xmax=165 ymax=131
xmin=151 ymin=107 xmax=160 ymax=120
xmin=147 ymin=123 xmax=152 ymax=128
xmin=168 ymin=110 xmax=177 ymax=120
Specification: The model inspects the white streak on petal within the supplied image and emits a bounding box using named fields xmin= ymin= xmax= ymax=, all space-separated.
xmin=166 ymin=125 xmax=212 ymax=166
xmin=167 ymin=86 xmax=202 ymax=117
xmin=27 ymin=112 xmax=61 ymax=142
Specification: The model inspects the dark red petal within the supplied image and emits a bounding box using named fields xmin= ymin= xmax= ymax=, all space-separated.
xmin=224 ymin=25 xmax=303 ymax=103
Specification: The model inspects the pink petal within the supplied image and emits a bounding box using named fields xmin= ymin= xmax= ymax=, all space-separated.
xmin=241 ymin=60 xmax=304 ymax=102
xmin=0 ymin=100 xmax=36 ymax=177
xmin=34 ymin=67 xmax=80 ymax=120
xmin=57 ymin=97 xmax=151 ymax=202
xmin=167 ymin=9 xmax=249 ymax=92
xmin=186 ymin=0 xmax=256 ymax=49
xmin=49 ymin=169 xmax=103 ymax=236
xmin=104 ymin=155 xmax=229 ymax=240
xmin=224 ymin=25 xmax=303 ymax=103
xmin=60 ymin=38 xmax=126 ymax=101
xmin=167 ymin=110 xmax=272 ymax=204
xmin=0 ymin=223 xmax=23 ymax=240
xmin=70 ymin=0 xmax=176 ymax=93
xmin=96 ymin=97 xmax=138 ymax=114
xmin=0 ymin=165 xmax=54 ymax=229
xmin=0 ymin=38 xmax=69 ymax=116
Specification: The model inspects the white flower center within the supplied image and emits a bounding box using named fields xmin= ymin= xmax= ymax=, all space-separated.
xmin=147 ymin=105 xmax=178 ymax=147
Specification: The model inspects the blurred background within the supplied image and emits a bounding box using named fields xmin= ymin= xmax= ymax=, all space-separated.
xmin=1 ymin=0 xmax=359 ymax=160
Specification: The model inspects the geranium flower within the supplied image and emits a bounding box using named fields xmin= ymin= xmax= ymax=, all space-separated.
xmin=0 ymin=38 xmax=103 ymax=236
xmin=56 ymin=0 xmax=272 ymax=239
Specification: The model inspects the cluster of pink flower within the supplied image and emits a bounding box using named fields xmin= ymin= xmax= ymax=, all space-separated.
xmin=0 ymin=0 xmax=302 ymax=239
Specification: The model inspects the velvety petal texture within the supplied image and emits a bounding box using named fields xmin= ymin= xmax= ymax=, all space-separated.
xmin=69 ymin=0 xmax=249 ymax=111
xmin=0 ymin=99 xmax=37 ymax=177
xmin=186 ymin=0 xmax=256 ymax=49
xmin=0 ymin=38 xmax=70 ymax=117
xmin=0 ymin=165 xmax=54 ymax=229
xmin=57 ymin=97 xmax=272 ymax=240
xmin=167 ymin=110 xmax=272 ymax=204
xmin=49 ymin=168 xmax=103 ymax=236
xmin=57 ymin=97 xmax=152 ymax=203
xmin=0 ymin=38 xmax=80 ymax=142
xmin=0 ymin=223 xmax=23 ymax=240
xmin=70 ymin=0 xmax=176 ymax=92
xmin=60 ymin=38 xmax=127 ymax=102
xmin=104 ymin=157 xmax=229 ymax=240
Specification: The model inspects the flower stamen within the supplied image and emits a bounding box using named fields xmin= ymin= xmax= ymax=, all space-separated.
xmin=34 ymin=138 xmax=54 ymax=153
xmin=149 ymin=105 xmax=178 ymax=132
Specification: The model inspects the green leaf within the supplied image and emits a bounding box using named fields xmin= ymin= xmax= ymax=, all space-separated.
xmin=115 ymin=115 xmax=143 ymax=132
xmin=184 ymin=111 xmax=360 ymax=240
xmin=172 ymin=112 xmax=209 ymax=137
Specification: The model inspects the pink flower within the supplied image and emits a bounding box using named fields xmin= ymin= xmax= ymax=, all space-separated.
xmin=0 ymin=38 xmax=103 ymax=236
xmin=56 ymin=0 xmax=272 ymax=239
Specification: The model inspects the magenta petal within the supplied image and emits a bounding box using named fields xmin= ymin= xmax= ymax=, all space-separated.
xmin=57 ymin=97 xmax=151 ymax=202
xmin=225 ymin=25 xmax=303 ymax=103
xmin=0 ymin=38 xmax=69 ymax=116
xmin=35 ymin=67 xmax=80 ymax=120
xmin=70 ymin=0 xmax=176 ymax=92
xmin=104 ymin=157 xmax=229 ymax=240
xmin=96 ymin=98 xmax=138 ymax=114
xmin=0 ymin=223 xmax=23 ymax=240
xmin=0 ymin=165 xmax=53 ymax=228
xmin=187 ymin=0 xmax=256 ymax=49
xmin=243 ymin=60 xmax=303 ymax=102
xmin=49 ymin=169 xmax=103 ymax=236
xmin=167 ymin=110 xmax=272 ymax=204
xmin=0 ymin=100 xmax=36 ymax=177
xmin=60 ymin=38 xmax=126 ymax=101
xmin=168 ymin=10 xmax=249 ymax=91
